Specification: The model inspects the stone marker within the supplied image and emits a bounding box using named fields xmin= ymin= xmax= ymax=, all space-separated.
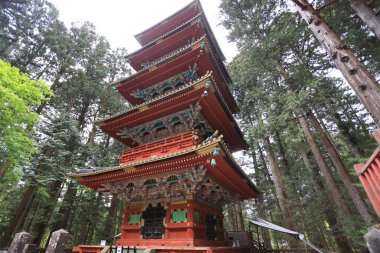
xmin=45 ymin=229 xmax=72 ymax=253
xmin=364 ymin=225 xmax=380 ymax=253
xmin=8 ymin=232 xmax=33 ymax=253
xmin=21 ymin=244 xmax=36 ymax=253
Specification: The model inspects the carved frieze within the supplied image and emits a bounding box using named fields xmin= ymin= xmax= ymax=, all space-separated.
xmin=131 ymin=63 xmax=199 ymax=101
xmin=102 ymin=165 xmax=239 ymax=207
xmin=116 ymin=103 xmax=213 ymax=145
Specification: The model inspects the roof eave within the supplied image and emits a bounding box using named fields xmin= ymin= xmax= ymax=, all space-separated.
xmin=134 ymin=0 xmax=201 ymax=44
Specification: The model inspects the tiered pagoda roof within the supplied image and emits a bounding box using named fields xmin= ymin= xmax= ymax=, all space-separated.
xmin=116 ymin=38 xmax=238 ymax=112
xmin=114 ymin=3 xmax=239 ymax=113
xmin=68 ymin=134 xmax=258 ymax=202
xmin=99 ymin=73 xmax=247 ymax=151
xmin=134 ymin=0 xmax=224 ymax=63
xmin=70 ymin=1 xmax=259 ymax=250
xmin=69 ymin=0 xmax=257 ymax=201
xmin=128 ymin=14 xmax=225 ymax=71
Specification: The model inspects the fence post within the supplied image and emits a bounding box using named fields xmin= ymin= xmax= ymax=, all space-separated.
xmin=8 ymin=232 xmax=33 ymax=253
xmin=45 ymin=229 xmax=73 ymax=253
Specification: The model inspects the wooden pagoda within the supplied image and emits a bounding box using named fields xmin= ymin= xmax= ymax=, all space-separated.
xmin=69 ymin=1 xmax=259 ymax=252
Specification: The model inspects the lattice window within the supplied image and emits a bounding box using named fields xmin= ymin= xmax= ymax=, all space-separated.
xmin=205 ymin=213 xmax=216 ymax=240
xmin=194 ymin=211 xmax=201 ymax=224
xmin=129 ymin=213 xmax=140 ymax=225
xmin=171 ymin=209 xmax=187 ymax=222
xmin=141 ymin=204 xmax=166 ymax=239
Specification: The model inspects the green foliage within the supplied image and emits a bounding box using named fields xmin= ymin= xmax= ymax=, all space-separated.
xmin=0 ymin=0 xmax=130 ymax=246
xmin=0 ymin=0 xmax=378 ymax=250
xmin=0 ymin=59 xmax=53 ymax=173
xmin=0 ymin=167 xmax=23 ymax=232
xmin=220 ymin=0 xmax=379 ymax=251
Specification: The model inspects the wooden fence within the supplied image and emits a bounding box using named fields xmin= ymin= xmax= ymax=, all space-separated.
xmin=354 ymin=129 xmax=380 ymax=217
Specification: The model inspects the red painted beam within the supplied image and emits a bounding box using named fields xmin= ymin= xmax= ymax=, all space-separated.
xmin=135 ymin=3 xmax=200 ymax=46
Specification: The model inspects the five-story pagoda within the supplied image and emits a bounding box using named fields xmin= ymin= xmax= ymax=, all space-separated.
xmin=69 ymin=1 xmax=259 ymax=252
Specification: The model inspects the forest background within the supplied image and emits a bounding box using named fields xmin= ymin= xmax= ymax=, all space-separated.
xmin=0 ymin=0 xmax=379 ymax=252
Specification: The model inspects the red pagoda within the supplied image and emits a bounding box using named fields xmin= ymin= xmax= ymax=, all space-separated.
xmin=69 ymin=1 xmax=259 ymax=252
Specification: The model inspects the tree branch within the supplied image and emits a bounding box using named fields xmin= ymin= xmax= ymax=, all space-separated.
xmin=291 ymin=0 xmax=308 ymax=9
xmin=316 ymin=0 xmax=336 ymax=11
xmin=231 ymin=0 xmax=248 ymax=21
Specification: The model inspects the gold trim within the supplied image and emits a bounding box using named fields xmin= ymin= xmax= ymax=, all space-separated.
xmin=196 ymin=145 xmax=216 ymax=156
xmin=123 ymin=167 xmax=136 ymax=172
xmin=170 ymin=200 xmax=188 ymax=205
xmin=193 ymin=80 xmax=206 ymax=89
xmin=138 ymin=105 xmax=149 ymax=112
xmin=149 ymin=65 xmax=158 ymax=71
xmin=191 ymin=43 xmax=201 ymax=50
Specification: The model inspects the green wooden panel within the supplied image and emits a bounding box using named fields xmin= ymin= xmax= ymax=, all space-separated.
xmin=129 ymin=213 xmax=140 ymax=225
xmin=172 ymin=210 xmax=186 ymax=222
xmin=194 ymin=211 xmax=201 ymax=224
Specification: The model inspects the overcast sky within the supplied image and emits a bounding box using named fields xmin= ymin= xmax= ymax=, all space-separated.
xmin=48 ymin=0 xmax=238 ymax=63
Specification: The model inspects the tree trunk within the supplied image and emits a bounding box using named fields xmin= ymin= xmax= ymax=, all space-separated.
xmin=35 ymin=67 xmax=66 ymax=114
xmin=0 ymin=186 xmax=36 ymax=247
xmin=33 ymin=56 xmax=56 ymax=80
xmin=102 ymin=195 xmax=120 ymax=242
xmin=0 ymin=34 xmax=19 ymax=55
xmin=235 ymin=202 xmax=244 ymax=231
xmin=50 ymin=181 xmax=78 ymax=231
xmin=227 ymin=204 xmax=237 ymax=231
xmin=274 ymin=130 xmax=308 ymax=231
xmin=32 ymin=180 xmax=63 ymax=246
xmin=256 ymin=144 xmax=282 ymax=213
xmin=22 ymin=193 xmax=41 ymax=232
xmin=263 ymin=137 xmax=298 ymax=231
xmin=262 ymin=137 xmax=298 ymax=249
xmin=86 ymin=192 xmax=103 ymax=244
xmin=267 ymin=210 xmax=281 ymax=249
xmin=292 ymin=0 xmax=380 ymax=126
xmin=298 ymin=144 xmax=353 ymax=252
xmin=77 ymin=99 xmax=91 ymax=130
xmin=324 ymin=101 xmax=365 ymax=159
xmin=347 ymin=102 xmax=371 ymax=133
xmin=21 ymin=41 xmax=46 ymax=70
xmin=87 ymin=125 xmax=97 ymax=144
xmin=0 ymin=162 xmax=10 ymax=181
xmin=350 ymin=0 xmax=380 ymax=40
xmin=251 ymin=147 xmax=272 ymax=249
xmin=307 ymin=111 xmax=375 ymax=223
xmin=324 ymin=206 xmax=354 ymax=253
xmin=76 ymin=221 xmax=89 ymax=245
xmin=298 ymin=147 xmax=328 ymax=249
xmin=315 ymin=223 xmax=329 ymax=251
xmin=298 ymin=115 xmax=352 ymax=217
xmin=68 ymin=188 xmax=84 ymax=230
xmin=276 ymin=61 xmax=372 ymax=222
xmin=50 ymin=123 xmax=97 ymax=236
